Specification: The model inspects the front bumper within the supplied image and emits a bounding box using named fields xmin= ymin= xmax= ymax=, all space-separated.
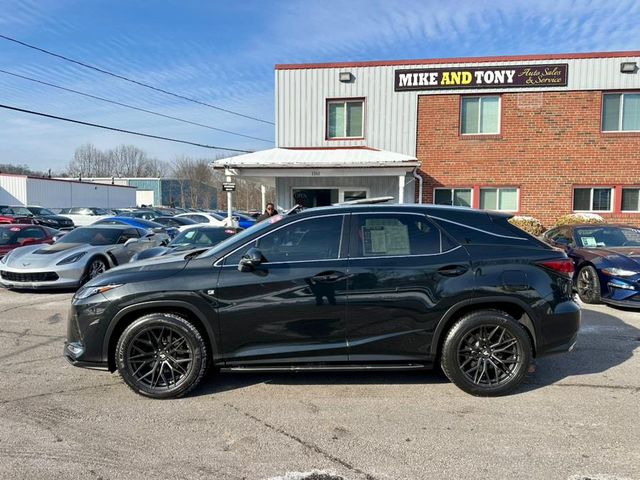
xmin=602 ymin=277 xmax=640 ymax=308
xmin=0 ymin=262 xmax=84 ymax=289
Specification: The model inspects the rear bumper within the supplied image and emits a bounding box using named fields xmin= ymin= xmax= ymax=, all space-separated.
xmin=537 ymin=299 xmax=581 ymax=357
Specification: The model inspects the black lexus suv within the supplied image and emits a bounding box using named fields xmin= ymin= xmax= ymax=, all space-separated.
xmin=65 ymin=204 xmax=580 ymax=398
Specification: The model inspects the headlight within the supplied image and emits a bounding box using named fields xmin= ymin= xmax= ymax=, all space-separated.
xmin=74 ymin=283 xmax=123 ymax=300
xmin=601 ymin=267 xmax=639 ymax=277
xmin=57 ymin=251 xmax=87 ymax=265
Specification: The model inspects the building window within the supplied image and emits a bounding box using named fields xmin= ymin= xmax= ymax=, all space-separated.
xmin=434 ymin=188 xmax=472 ymax=207
xmin=479 ymin=187 xmax=518 ymax=211
xmin=461 ymin=96 xmax=500 ymax=134
xmin=343 ymin=190 xmax=367 ymax=202
xmin=622 ymin=188 xmax=640 ymax=212
xmin=602 ymin=93 xmax=640 ymax=131
xmin=327 ymin=99 xmax=364 ymax=138
xmin=573 ymin=187 xmax=613 ymax=212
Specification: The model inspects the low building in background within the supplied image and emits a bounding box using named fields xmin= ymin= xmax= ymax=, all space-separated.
xmin=0 ymin=173 xmax=136 ymax=208
xmin=84 ymin=177 xmax=217 ymax=209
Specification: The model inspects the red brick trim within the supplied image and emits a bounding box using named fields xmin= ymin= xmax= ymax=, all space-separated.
xmin=276 ymin=51 xmax=640 ymax=70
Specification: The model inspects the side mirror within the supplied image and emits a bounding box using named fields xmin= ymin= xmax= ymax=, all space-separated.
xmin=238 ymin=247 xmax=264 ymax=272
xmin=124 ymin=238 xmax=139 ymax=247
xmin=554 ymin=238 xmax=571 ymax=249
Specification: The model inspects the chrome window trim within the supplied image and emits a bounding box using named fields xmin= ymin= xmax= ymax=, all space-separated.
xmin=428 ymin=215 xmax=528 ymax=241
xmin=214 ymin=213 xmax=346 ymax=266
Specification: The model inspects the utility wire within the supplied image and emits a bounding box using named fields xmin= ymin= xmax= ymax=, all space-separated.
xmin=0 ymin=69 xmax=273 ymax=143
xmin=0 ymin=33 xmax=275 ymax=125
xmin=0 ymin=103 xmax=253 ymax=153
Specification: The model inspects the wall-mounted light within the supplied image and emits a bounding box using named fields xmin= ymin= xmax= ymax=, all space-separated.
xmin=339 ymin=71 xmax=354 ymax=83
xmin=620 ymin=61 xmax=637 ymax=73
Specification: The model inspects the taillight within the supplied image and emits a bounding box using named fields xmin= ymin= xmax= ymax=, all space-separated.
xmin=537 ymin=259 xmax=574 ymax=276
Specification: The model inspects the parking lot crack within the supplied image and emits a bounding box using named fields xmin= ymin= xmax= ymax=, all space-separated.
xmin=223 ymin=402 xmax=379 ymax=480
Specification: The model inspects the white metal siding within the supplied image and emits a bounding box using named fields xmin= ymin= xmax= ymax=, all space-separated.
xmin=275 ymin=175 xmax=414 ymax=210
xmin=277 ymin=56 xmax=640 ymax=156
xmin=0 ymin=175 xmax=28 ymax=204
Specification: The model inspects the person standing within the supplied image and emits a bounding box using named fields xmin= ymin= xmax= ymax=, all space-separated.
xmin=256 ymin=203 xmax=278 ymax=222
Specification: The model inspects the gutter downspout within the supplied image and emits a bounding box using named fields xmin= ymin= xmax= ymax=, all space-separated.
xmin=412 ymin=166 xmax=423 ymax=204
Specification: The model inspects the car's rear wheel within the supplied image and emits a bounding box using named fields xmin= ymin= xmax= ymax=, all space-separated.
xmin=116 ymin=313 xmax=207 ymax=399
xmin=441 ymin=310 xmax=532 ymax=396
xmin=576 ymin=265 xmax=601 ymax=304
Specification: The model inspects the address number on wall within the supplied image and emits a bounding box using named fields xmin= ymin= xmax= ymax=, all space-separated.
xmin=311 ymin=171 xmax=321 ymax=176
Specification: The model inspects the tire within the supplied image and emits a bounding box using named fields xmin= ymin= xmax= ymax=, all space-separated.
xmin=81 ymin=257 xmax=108 ymax=286
xmin=575 ymin=265 xmax=602 ymax=304
xmin=115 ymin=313 xmax=208 ymax=399
xmin=440 ymin=310 xmax=532 ymax=397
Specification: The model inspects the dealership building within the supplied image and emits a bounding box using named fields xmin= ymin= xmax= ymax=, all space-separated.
xmin=217 ymin=50 xmax=640 ymax=226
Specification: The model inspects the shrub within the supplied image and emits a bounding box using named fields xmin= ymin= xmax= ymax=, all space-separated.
xmin=554 ymin=213 xmax=605 ymax=226
xmin=509 ymin=215 xmax=546 ymax=236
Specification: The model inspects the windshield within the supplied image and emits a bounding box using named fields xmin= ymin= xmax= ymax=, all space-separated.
xmin=57 ymin=227 xmax=122 ymax=246
xmin=5 ymin=206 xmax=32 ymax=216
xmin=575 ymin=226 xmax=640 ymax=248
xmin=0 ymin=227 xmax=21 ymax=245
xmin=92 ymin=208 xmax=110 ymax=215
xmin=170 ymin=227 xmax=237 ymax=248
xmin=200 ymin=215 xmax=283 ymax=258
xmin=28 ymin=207 xmax=56 ymax=216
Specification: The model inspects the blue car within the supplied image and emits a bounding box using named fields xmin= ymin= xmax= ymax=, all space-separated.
xmin=543 ymin=224 xmax=640 ymax=308
xmin=93 ymin=216 xmax=179 ymax=241
xmin=212 ymin=210 xmax=256 ymax=229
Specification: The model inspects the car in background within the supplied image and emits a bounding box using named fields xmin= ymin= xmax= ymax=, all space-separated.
xmin=543 ymin=224 xmax=640 ymax=308
xmin=92 ymin=216 xmax=177 ymax=242
xmin=0 ymin=214 xmax=34 ymax=224
xmin=213 ymin=210 xmax=256 ymax=229
xmin=130 ymin=225 xmax=242 ymax=262
xmin=57 ymin=207 xmax=112 ymax=226
xmin=150 ymin=215 xmax=198 ymax=231
xmin=118 ymin=210 xmax=160 ymax=220
xmin=1 ymin=205 xmax=74 ymax=230
xmin=0 ymin=224 xmax=58 ymax=260
xmin=0 ymin=225 xmax=157 ymax=289
xmin=66 ymin=204 xmax=580 ymax=399
xmin=176 ymin=212 xmax=238 ymax=227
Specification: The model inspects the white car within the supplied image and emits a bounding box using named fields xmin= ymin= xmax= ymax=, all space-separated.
xmin=175 ymin=212 xmax=238 ymax=228
xmin=58 ymin=207 xmax=112 ymax=226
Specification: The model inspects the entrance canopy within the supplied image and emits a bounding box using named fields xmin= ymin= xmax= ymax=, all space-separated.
xmin=211 ymin=147 xmax=420 ymax=211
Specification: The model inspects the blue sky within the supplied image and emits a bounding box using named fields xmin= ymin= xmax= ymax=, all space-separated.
xmin=1 ymin=0 xmax=639 ymax=171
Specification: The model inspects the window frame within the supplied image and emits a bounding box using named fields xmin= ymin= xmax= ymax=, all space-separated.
xmin=572 ymin=186 xmax=614 ymax=213
xmin=478 ymin=187 xmax=519 ymax=212
xmin=460 ymin=95 xmax=501 ymax=136
xmin=621 ymin=187 xmax=640 ymax=212
xmin=601 ymin=92 xmax=640 ymax=133
xmin=433 ymin=187 xmax=474 ymax=208
xmin=325 ymin=97 xmax=366 ymax=140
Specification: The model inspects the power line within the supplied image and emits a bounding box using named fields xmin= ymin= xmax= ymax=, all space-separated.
xmin=0 ymin=33 xmax=275 ymax=126
xmin=0 ymin=103 xmax=253 ymax=153
xmin=0 ymin=69 xmax=273 ymax=143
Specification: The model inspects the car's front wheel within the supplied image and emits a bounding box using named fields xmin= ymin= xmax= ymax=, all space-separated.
xmin=441 ymin=310 xmax=532 ymax=396
xmin=81 ymin=257 xmax=108 ymax=285
xmin=116 ymin=313 xmax=208 ymax=399
xmin=576 ymin=265 xmax=601 ymax=304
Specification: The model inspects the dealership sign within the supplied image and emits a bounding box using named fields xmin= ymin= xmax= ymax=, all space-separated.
xmin=394 ymin=64 xmax=568 ymax=91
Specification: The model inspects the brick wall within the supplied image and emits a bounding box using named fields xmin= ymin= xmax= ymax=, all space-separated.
xmin=416 ymin=91 xmax=640 ymax=227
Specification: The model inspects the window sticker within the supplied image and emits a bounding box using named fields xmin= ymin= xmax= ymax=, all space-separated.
xmin=581 ymin=236 xmax=597 ymax=247
xmin=361 ymin=224 xmax=410 ymax=256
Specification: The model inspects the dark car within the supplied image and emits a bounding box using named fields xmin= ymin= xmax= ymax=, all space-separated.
xmin=93 ymin=216 xmax=179 ymax=241
xmin=543 ymin=224 xmax=640 ymax=308
xmin=0 ymin=205 xmax=74 ymax=230
xmin=151 ymin=216 xmax=198 ymax=229
xmin=65 ymin=204 xmax=580 ymax=399
xmin=129 ymin=225 xmax=242 ymax=262
xmin=0 ymin=224 xmax=57 ymax=259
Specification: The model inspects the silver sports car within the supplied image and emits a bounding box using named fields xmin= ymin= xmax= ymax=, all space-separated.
xmin=0 ymin=225 xmax=161 ymax=289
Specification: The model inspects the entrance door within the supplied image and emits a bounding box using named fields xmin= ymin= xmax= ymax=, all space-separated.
xmin=215 ymin=214 xmax=350 ymax=365
xmin=292 ymin=189 xmax=339 ymax=208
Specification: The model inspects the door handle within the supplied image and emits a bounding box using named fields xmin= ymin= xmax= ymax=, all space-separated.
xmin=437 ymin=265 xmax=469 ymax=277
xmin=311 ymin=271 xmax=347 ymax=283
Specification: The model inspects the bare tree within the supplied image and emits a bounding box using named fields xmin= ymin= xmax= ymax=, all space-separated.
xmin=67 ymin=143 xmax=171 ymax=178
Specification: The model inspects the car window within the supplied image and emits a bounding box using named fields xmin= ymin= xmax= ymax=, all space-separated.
xmin=575 ymin=226 xmax=640 ymax=248
xmin=350 ymin=214 xmax=447 ymax=257
xmin=17 ymin=227 xmax=46 ymax=240
xmin=118 ymin=229 xmax=140 ymax=244
xmin=28 ymin=207 xmax=55 ymax=216
xmin=186 ymin=214 xmax=209 ymax=223
xmin=226 ymin=216 xmax=343 ymax=264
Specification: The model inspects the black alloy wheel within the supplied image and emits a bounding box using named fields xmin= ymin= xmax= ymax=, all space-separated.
xmin=82 ymin=258 xmax=107 ymax=285
xmin=441 ymin=310 xmax=532 ymax=396
xmin=116 ymin=313 xmax=208 ymax=399
xmin=576 ymin=265 xmax=602 ymax=304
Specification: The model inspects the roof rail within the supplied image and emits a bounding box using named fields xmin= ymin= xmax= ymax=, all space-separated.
xmin=334 ymin=196 xmax=394 ymax=206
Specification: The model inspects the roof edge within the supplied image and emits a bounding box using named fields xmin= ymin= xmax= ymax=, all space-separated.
xmin=275 ymin=50 xmax=640 ymax=70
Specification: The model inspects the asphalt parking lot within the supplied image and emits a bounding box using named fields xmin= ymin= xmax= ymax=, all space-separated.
xmin=0 ymin=288 xmax=638 ymax=480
